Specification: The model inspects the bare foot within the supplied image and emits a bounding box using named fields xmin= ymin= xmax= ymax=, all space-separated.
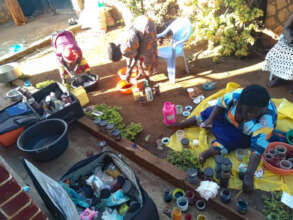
xmin=199 ymin=148 xmax=219 ymax=164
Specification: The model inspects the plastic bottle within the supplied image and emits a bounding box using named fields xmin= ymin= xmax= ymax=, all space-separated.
xmin=144 ymin=80 xmax=153 ymax=102
xmin=163 ymin=101 xmax=177 ymax=125
xmin=172 ymin=207 xmax=182 ymax=220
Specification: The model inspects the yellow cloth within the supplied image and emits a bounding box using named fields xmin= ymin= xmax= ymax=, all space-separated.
xmin=167 ymin=82 xmax=293 ymax=194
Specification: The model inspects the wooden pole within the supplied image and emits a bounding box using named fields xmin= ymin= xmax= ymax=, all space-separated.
xmin=5 ymin=0 xmax=27 ymax=26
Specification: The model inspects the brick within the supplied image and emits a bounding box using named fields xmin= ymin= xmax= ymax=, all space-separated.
xmin=11 ymin=202 xmax=39 ymax=220
xmin=278 ymin=8 xmax=290 ymax=23
xmin=0 ymin=179 xmax=21 ymax=205
xmin=277 ymin=0 xmax=287 ymax=10
xmin=0 ymin=165 xmax=9 ymax=183
xmin=274 ymin=25 xmax=284 ymax=35
xmin=265 ymin=16 xmax=278 ymax=29
xmin=32 ymin=212 xmax=48 ymax=220
xmin=266 ymin=4 xmax=276 ymax=16
xmin=1 ymin=192 xmax=30 ymax=216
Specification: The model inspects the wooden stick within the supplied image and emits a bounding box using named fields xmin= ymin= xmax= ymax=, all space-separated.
xmin=5 ymin=0 xmax=27 ymax=26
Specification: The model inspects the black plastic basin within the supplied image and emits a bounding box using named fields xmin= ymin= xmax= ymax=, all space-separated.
xmin=17 ymin=119 xmax=68 ymax=162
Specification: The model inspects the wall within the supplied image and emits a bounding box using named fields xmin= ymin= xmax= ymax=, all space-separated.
xmin=265 ymin=0 xmax=293 ymax=35
xmin=0 ymin=163 xmax=48 ymax=219
xmin=0 ymin=0 xmax=10 ymax=24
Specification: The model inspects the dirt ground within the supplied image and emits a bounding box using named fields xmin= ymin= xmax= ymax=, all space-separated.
xmin=1 ymin=12 xmax=293 ymax=218
xmin=17 ymin=27 xmax=293 ymax=159
xmin=0 ymin=10 xmax=75 ymax=58
xmin=0 ymin=82 xmax=226 ymax=220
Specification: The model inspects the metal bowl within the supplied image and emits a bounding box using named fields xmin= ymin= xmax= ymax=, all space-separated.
xmin=0 ymin=63 xmax=21 ymax=83
xmin=71 ymin=73 xmax=99 ymax=92
xmin=6 ymin=88 xmax=22 ymax=102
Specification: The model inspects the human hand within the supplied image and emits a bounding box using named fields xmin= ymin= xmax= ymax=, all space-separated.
xmin=242 ymin=174 xmax=254 ymax=193
xmin=200 ymin=118 xmax=213 ymax=128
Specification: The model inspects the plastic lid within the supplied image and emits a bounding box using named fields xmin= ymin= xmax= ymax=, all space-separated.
xmin=203 ymin=167 xmax=214 ymax=177
xmin=181 ymin=138 xmax=190 ymax=146
xmin=111 ymin=129 xmax=121 ymax=136
xmin=94 ymin=118 xmax=101 ymax=125
xmin=215 ymin=155 xmax=224 ymax=164
xmin=186 ymin=168 xmax=197 ymax=178
xmin=99 ymin=120 xmax=108 ymax=127
xmin=222 ymin=157 xmax=232 ymax=165
xmin=106 ymin=123 xmax=114 ymax=130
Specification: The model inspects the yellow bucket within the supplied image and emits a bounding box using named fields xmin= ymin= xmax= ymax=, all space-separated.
xmin=71 ymin=86 xmax=89 ymax=107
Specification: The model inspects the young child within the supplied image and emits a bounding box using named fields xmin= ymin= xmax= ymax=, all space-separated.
xmin=51 ymin=30 xmax=91 ymax=84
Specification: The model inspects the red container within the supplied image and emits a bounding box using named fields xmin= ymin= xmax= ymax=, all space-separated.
xmin=0 ymin=127 xmax=25 ymax=147
xmin=262 ymin=142 xmax=293 ymax=175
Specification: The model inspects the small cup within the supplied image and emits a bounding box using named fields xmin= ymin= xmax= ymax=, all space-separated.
xmin=176 ymin=130 xmax=185 ymax=142
xmin=111 ymin=129 xmax=121 ymax=141
xmin=181 ymin=138 xmax=190 ymax=148
xmin=106 ymin=123 xmax=115 ymax=135
xmin=176 ymin=105 xmax=183 ymax=115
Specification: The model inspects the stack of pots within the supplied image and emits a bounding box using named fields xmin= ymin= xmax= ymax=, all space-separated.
xmin=214 ymin=155 xmax=232 ymax=188
xmin=94 ymin=118 xmax=121 ymax=141
xmin=263 ymin=144 xmax=293 ymax=169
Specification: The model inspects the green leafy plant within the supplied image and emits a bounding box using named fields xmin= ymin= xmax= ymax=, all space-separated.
xmin=35 ymin=80 xmax=56 ymax=89
xmin=93 ymin=104 xmax=125 ymax=130
xmin=87 ymin=104 xmax=143 ymax=141
xmin=121 ymin=0 xmax=178 ymax=27
xmin=262 ymin=192 xmax=293 ymax=219
xmin=190 ymin=0 xmax=264 ymax=57
xmin=122 ymin=122 xmax=143 ymax=141
xmin=167 ymin=149 xmax=199 ymax=171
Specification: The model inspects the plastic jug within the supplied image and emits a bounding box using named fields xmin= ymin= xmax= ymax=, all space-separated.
xmin=163 ymin=101 xmax=177 ymax=125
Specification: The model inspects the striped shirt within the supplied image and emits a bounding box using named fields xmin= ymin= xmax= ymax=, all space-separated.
xmin=216 ymin=89 xmax=277 ymax=154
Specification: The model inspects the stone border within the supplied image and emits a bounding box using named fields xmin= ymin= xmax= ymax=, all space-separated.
xmin=0 ymin=24 xmax=82 ymax=65
xmin=78 ymin=116 xmax=266 ymax=220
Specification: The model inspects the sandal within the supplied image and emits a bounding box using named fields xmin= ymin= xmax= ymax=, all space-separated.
xmin=267 ymin=77 xmax=280 ymax=88
xmin=199 ymin=148 xmax=219 ymax=164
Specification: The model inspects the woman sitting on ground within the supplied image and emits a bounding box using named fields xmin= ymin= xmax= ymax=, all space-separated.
xmin=263 ymin=13 xmax=293 ymax=92
xmin=169 ymin=85 xmax=277 ymax=193
xmin=107 ymin=15 xmax=158 ymax=83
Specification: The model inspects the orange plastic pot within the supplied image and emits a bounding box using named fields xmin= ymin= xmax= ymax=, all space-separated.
xmin=262 ymin=142 xmax=293 ymax=175
xmin=0 ymin=127 xmax=25 ymax=147
xmin=117 ymin=80 xmax=134 ymax=94
xmin=118 ymin=67 xmax=138 ymax=80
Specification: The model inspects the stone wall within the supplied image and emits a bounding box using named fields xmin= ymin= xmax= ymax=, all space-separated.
xmin=265 ymin=0 xmax=293 ymax=35
xmin=0 ymin=0 xmax=10 ymax=24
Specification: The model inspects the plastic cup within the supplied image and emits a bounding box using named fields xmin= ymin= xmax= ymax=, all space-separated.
xmin=176 ymin=105 xmax=183 ymax=115
xmin=176 ymin=130 xmax=185 ymax=142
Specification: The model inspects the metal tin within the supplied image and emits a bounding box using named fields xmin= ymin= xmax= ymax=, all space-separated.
xmin=186 ymin=168 xmax=198 ymax=184
xmin=181 ymin=138 xmax=190 ymax=148
xmin=111 ymin=129 xmax=121 ymax=141
xmin=106 ymin=123 xmax=115 ymax=135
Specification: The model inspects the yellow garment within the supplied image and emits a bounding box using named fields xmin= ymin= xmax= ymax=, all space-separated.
xmin=167 ymin=82 xmax=293 ymax=194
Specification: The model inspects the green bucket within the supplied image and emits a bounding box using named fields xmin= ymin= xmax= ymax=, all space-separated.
xmin=286 ymin=129 xmax=293 ymax=146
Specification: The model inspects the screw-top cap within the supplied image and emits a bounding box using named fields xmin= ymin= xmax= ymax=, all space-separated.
xmin=215 ymin=155 xmax=224 ymax=164
xmin=203 ymin=167 xmax=214 ymax=177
